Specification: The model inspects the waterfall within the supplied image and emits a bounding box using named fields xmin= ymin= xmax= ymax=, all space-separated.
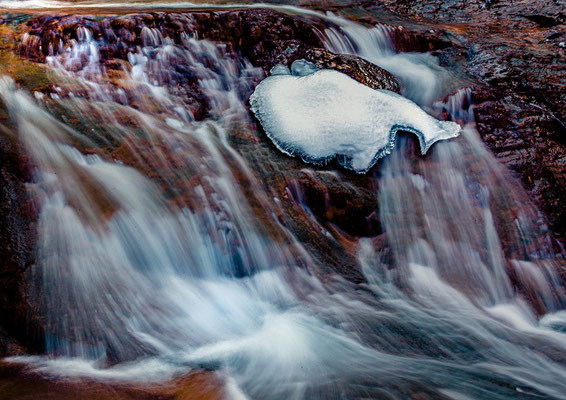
xmin=321 ymin=20 xmax=564 ymax=310
xmin=2 ymin=6 xmax=566 ymax=399
xmin=323 ymin=20 xmax=449 ymax=106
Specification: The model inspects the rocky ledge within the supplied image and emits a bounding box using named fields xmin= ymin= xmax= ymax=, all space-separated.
xmin=0 ymin=8 xmax=402 ymax=355
xmin=0 ymin=3 xmax=564 ymax=356
xmin=363 ymin=0 xmax=566 ymax=244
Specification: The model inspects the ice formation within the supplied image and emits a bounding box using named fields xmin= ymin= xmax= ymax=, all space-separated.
xmin=270 ymin=60 xmax=319 ymax=77
xmin=250 ymin=64 xmax=461 ymax=173
xmin=290 ymin=59 xmax=319 ymax=76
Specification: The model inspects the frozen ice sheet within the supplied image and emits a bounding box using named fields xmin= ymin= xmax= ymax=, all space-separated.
xmin=250 ymin=69 xmax=461 ymax=173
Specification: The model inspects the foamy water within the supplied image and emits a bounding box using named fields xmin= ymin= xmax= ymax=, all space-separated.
xmin=1 ymin=5 xmax=566 ymax=399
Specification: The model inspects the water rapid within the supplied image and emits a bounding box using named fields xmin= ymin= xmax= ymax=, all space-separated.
xmin=1 ymin=5 xmax=566 ymax=399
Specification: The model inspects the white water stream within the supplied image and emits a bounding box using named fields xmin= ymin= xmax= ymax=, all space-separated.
xmin=1 ymin=4 xmax=566 ymax=399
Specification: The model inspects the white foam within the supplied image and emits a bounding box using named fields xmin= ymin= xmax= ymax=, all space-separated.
xmin=540 ymin=311 xmax=566 ymax=332
xmin=250 ymin=69 xmax=461 ymax=173
xmin=5 ymin=356 xmax=185 ymax=382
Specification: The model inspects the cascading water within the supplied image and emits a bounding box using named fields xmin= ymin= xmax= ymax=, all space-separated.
xmin=1 ymin=4 xmax=566 ymax=399
xmin=323 ymin=19 xmax=450 ymax=106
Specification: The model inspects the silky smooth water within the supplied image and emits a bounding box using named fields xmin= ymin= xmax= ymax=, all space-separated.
xmin=1 ymin=4 xmax=566 ymax=399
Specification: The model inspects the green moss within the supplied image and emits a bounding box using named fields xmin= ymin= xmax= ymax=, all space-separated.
xmin=0 ymin=24 xmax=51 ymax=93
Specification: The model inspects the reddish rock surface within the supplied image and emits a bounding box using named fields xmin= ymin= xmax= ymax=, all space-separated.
xmin=0 ymin=1 xmax=564 ymax=359
xmin=3 ymin=9 xmax=399 ymax=289
xmin=0 ymin=361 xmax=225 ymax=400
xmin=360 ymin=0 xmax=566 ymax=244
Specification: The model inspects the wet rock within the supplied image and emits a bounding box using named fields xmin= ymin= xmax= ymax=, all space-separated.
xmin=362 ymin=0 xmax=566 ymax=244
xmin=0 ymin=121 xmax=43 ymax=356
xmin=231 ymin=120 xmax=378 ymax=284
xmin=523 ymin=14 xmax=564 ymax=28
xmin=193 ymin=11 xmax=399 ymax=91
xmin=8 ymin=2 xmax=563 ymax=289
xmin=7 ymin=9 xmax=398 ymax=286
xmin=466 ymin=40 xmax=566 ymax=243
xmin=294 ymin=169 xmax=381 ymax=237
xmin=195 ymin=9 xmax=324 ymax=67
xmin=302 ymin=48 xmax=400 ymax=92
xmin=23 ymin=11 xmax=397 ymax=89
xmin=15 ymin=9 xmax=400 ymax=120
xmin=0 ymin=361 xmax=225 ymax=399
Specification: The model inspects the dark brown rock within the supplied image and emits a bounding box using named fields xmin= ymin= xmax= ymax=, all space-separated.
xmin=0 ymin=120 xmax=43 ymax=356
xmin=294 ymin=169 xmax=381 ymax=237
xmin=357 ymin=0 xmax=566 ymax=245
xmin=17 ymin=10 xmax=400 ymax=94
xmin=0 ymin=361 xmax=225 ymax=399
xmin=302 ymin=47 xmax=400 ymax=92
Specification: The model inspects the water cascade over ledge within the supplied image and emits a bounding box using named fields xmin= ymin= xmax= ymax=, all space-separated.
xmin=1 ymin=4 xmax=566 ymax=399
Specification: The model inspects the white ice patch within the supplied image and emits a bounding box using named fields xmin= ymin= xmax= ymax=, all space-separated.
xmin=250 ymin=69 xmax=461 ymax=173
